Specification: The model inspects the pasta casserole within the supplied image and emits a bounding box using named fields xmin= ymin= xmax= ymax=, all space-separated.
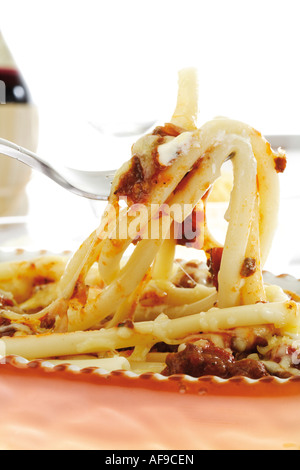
xmin=0 ymin=68 xmax=299 ymax=380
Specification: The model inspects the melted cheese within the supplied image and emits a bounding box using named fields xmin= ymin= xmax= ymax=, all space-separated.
xmin=158 ymin=132 xmax=193 ymax=166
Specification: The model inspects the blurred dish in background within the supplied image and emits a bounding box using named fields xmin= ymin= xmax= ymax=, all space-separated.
xmin=0 ymin=31 xmax=38 ymax=216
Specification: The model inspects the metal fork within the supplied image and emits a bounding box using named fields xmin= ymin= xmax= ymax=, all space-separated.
xmin=0 ymin=137 xmax=116 ymax=201
xmin=1 ymin=135 xmax=298 ymax=202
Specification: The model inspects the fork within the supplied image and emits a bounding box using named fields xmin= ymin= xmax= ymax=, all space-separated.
xmin=0 ymin=135 xmax=297 ymax=202
xmin=0 ymin=137 xmax=116 ymax=201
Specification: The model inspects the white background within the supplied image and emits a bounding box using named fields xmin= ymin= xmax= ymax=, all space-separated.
xmin=1 ymin=0 xmax=300 ymax=166
xmin=0 ymin=0 xmax=300 ymax=275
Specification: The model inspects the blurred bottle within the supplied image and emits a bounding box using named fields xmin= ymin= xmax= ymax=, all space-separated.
xmin=0 ymin=30 xmax=38 ymax=216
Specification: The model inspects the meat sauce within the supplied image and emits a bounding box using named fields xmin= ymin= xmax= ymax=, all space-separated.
xmin=0 ymin=317 xmax=17 ymax=338
xmin=114 ymin=155 xmax=149 ymax=204
xmin=240 ymin=257 xmax=256 ymax=278
xmin=207 ymin=250 xmax=257 ymax=288
xmin=0 ymin=294 xmax=14 ymax=308
xmin=114 ymin=123 xmax=185 ymax=204
xmin=152 ymin=123 xmax=184 ymax=138
xmin=162 ymin=342 xmax=269 ymax=379
xmin=206 ymin=247 xmax=223 ymax=289
xmin=174 ymin=274 xmax=197 ymax=289
xmin=274 ymin=156 xmax=287 ymax=173
xmin=39 ymin=314 xmax=56 ymax=330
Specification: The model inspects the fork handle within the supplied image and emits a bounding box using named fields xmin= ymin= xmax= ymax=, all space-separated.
xmin=0 ymin=137 xmax=103 ymax=200
xmin=0 ymin=137 xmax=56 ymax=175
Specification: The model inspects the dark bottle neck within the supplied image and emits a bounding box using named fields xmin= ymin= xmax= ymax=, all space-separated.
xmin=0 ymin=67 xmax=32 ymax=104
